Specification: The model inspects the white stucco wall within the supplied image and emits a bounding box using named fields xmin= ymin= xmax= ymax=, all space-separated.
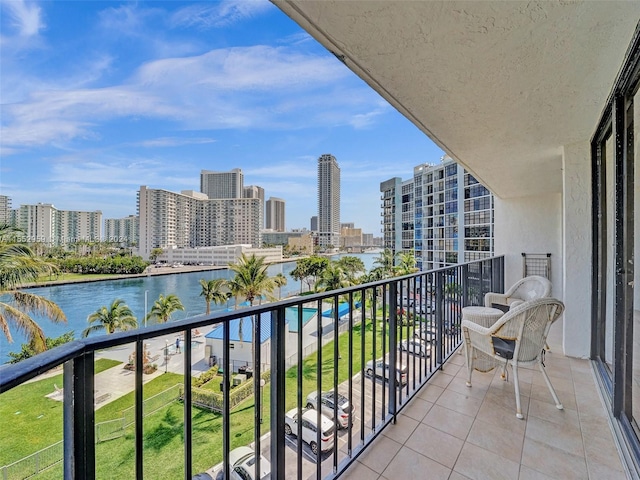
xmin=562 ymin=141 xmax=592 ymax=358
xmin=494 ymin=193 xmax=563 ymax=300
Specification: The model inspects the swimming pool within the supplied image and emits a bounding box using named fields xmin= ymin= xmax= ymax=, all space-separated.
xmin=286 ymin=307 xmax=318 ymax=333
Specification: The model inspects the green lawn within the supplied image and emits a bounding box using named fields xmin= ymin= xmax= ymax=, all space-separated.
xmin=0 ymin=358 xmax=121 ymax=465
xmin=2 ymin=314 xmax=406 ymax=478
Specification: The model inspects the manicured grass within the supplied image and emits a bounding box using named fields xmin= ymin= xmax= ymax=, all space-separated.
xmin=0 ymin=358 xmax=122 ymax=465
xmin=3 ymin=314 xmax=403 ymax=478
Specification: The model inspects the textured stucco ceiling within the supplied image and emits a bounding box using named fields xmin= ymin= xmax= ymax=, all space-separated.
xmin=274 ymin=1 xmax=640 ymax=198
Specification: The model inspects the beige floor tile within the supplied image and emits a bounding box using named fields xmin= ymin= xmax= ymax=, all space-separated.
xmin=583 ymin=426 xmax=626 ymax=472
xmin=356 ymin=434 xmax=402 ymax=474
xmin=521 ymin=437 xmax=588 ymax=479
xmin=430 ymin=370 xmax=456 ymax=389
xmin=436 ymin=388 xmax=484 ymax=417
xmin=528 ymin=380 xmax=577 ymax=411
xmin=381 ymin=413 xmax=419 ymax=445
xmin=525 ymin=415 xmax=585 ymax=457
xmin=447 ymin=375 xmax=490 ymax=400
xmin=518 ymin=465 xmax=558 ymax=480
xmin=423 ymin=404 xmax=474 ymax=440
xmin=419 ymin=383 xmax=445 ymax=403
xmin=466 ymin=417 xmax=525 ymax=464
xmin=453 ymin=442 xmax=520 ymax=480
xmin=401 ymin=396 xmax=433 ymax=422
xmin=340 ymin=460 xmax=382 ymax=480
xmin=382 ymin=445 xmax=451 ymax=480
xmin=586 ymin=458 xmax=626 ymax=479
xmin=405 ymin=423 xmax=464 ymax=469
xmin=527 ymin=397 xmax=579 ymax=428
xmin=475 ymin=396 xmax=528 ymax=434
xmin=449 ymin=471 xmax=472 ymax=480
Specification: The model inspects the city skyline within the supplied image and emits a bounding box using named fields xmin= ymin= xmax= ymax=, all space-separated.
xmin=0 ymin=0 xmax=444 ymax=235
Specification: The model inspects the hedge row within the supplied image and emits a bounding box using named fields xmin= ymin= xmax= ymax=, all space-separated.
xmin=54 ymin=256 xmax=149 ymax=274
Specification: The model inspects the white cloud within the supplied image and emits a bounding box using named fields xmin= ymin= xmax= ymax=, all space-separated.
xmin=170 ymin=0 xmax=273 ymax=29
xmin=138 ymin=137 xmax=217 ymax=148
xmin=2 ymin=0 xmax=44 ymax=37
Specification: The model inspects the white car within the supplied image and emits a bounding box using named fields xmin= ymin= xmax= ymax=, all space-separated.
xmin=399 ymin=338 xmax=431 ymax=357
xmin=284 ymin=408 xmax=336 ymax=455
xmin=365 ymin=358 xmax=408 ymax=386
xmin=413 ymin=324 xmax=437 ymax=343
xmin=214 ymin=445 xmax=271 ymax=480
xmin=305 ymin=390 xmax=354 ymax=428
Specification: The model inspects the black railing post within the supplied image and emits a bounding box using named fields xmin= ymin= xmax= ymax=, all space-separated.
xmin=135 ymin=340 xmax=144 ymax=479
xmin=222 ymin=322 xmax=230 ymax=480
xmin=64 ymin=352 xmax=95 ymax=479
xmin=270 ymin=306 xmax=286 ymax=480
xmin=461 ymin=263 xmax=469 ymax=307
xmin=435 ymin=270 xmax=444 ymax=368
xmin=184 ymin=329 xmax=192 ymax=480
xmin=388 ymin=281 xmax=398 ymax=420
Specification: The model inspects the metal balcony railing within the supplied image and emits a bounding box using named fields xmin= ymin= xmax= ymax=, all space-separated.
xmin=0 ymin=256 xmax=504 ymax=480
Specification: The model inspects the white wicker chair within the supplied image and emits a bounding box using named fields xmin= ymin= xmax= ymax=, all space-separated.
xmin=462 ymin=297 xmax=565 ymax=419
xmin=484 ymin=275 xmax=552 ymax=311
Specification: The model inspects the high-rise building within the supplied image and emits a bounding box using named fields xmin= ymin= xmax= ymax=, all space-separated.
xmin=104 ymin=215 xmax=139 ymax=247
xmin=0 ymin=195 xmax=12 ymax=225
xmin=137 ymin=186 xmax=262 ymax=259
xmin=243 ymin=185 xmax=264 ymax=202
xmin=13 ymin=203 xmax=102 ymax=246
xmin=266 ymin=197 xmax=285 ymax=232
xmin=200 ymin=168 xmax=243 ymax=199
xmin=310 ymin=216 xmax=318 ymax=232
xmin=380 ymin=177 xmax=403 ymax=254
xmin=317 ymin=154 xmax=340 ymax=248
xmin=381 ymin=156 xmax=494 ymax=271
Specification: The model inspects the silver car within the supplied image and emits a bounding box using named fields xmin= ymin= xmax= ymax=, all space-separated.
xmin=365 ymin=358 xmax=408 ymax=386
xmin=399 ymin=338 xmax=431 ymax=357
xmin=305 ymin=390 xmax=354 ymax=428
xmin=214 ymin=446 xmax=271 ymax=480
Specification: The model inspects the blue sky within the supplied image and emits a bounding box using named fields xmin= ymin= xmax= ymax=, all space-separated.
xmin=0 ymin=0 xmax=444 ymax=235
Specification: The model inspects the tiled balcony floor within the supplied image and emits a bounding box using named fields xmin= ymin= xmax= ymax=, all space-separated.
xmin=343 ymin=324 xmax=626 ymax=480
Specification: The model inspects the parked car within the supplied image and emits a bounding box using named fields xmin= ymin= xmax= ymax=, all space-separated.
xmin=214 ymin=446 xmax=271 ymax=480
xmin=414 ymin=324 xmax=437 ymax=343
xmin=365 ymin=358 xmax=408 ymax=385
xmin=305 ymin=390 xmax=354 ymax=428
xmin=284 ymin=408 xmax=336 ymax=455
xmin=399 ymin=338 xmax=431 ymax=357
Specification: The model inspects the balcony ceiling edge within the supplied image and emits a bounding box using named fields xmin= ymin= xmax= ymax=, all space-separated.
xmin=274 ymin=0 xmax=640 ymax=199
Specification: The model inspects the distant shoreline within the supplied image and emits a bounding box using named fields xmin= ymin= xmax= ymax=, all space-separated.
xmin=23 ymin=256 xmax=307 ymax=289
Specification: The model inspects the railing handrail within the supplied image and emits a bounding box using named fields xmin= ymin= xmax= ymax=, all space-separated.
xmin=0 ymin=255 xmax=504 ymax=394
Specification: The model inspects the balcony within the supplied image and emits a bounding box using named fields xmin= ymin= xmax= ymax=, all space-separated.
xmin=1 ymin=256 xmax=625 ymax=479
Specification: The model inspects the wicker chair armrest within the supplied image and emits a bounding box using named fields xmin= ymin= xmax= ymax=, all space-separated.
xmin=485 ymin=292 xmax=508 ymax=307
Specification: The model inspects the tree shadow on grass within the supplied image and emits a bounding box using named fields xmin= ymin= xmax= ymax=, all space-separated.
xmin=144 ymin=409 xmax=182 ymax=452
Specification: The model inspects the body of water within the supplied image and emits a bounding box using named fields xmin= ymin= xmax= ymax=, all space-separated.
xmin=1 ymin=252 xmax=379 ymax=363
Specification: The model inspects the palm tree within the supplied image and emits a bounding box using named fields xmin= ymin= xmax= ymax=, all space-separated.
xmin=373 ymin=248 xmax=396 ymax=278
xmin=273 ymin=273 xmax=287 ymax=299
xmin=199 ymin=278 xmax=229 ymax=315
xmin=146 ymin=293 xmax=185 ymax=324
xmin=317 ymin=263 xmax=350 ymax=292
xmin=229 ymin=254 xmax=276 ymax=366
xmin=396 ymin=250 xmax=418 ymax=275
xmin=0 ymin=225 xmax=67 ymax=353
xmin=82 ymin=299 xmax=137 ymax=337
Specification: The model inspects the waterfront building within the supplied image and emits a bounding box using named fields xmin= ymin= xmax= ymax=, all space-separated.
xmin=156 ymin=245 xmax=282 ymax=266
xmin=266 ymin=197 xmax=285 ymax=232
xmin=200 ymin=168 xmax=244 ymax=199
xmin=12 ymin=203 xmax=102 ymax=247
xmin=310 ymin=215 xmax=318 ymax=232
xmin=104 ymin=215 xmax=139 ymax=247
xmin=340 ymin=226 xmax=362 ymax=250
xmin=0 ymin=195 xmax=11 ymax=225
xmin=317 ymin=154 xmax=340 ymax=248
xmin=381 ymin=156 xmax=494 ymax=270
xmin=379 ymin=177 xmax=403 ymax=254
xmin=137 ymin=186 xmax=262 ymax=260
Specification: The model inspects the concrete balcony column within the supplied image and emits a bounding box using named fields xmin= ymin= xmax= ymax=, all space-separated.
xmin=562 ymin=140 xmax=592 ymax=358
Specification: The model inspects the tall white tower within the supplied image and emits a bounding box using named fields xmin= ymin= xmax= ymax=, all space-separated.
xmin=317 ymin=154 xmax=340 ymax=248
xmin=266 ymin=197 xmax=286 ymax=232
xmin=200 ymin=168 xmax=244 ymax=199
